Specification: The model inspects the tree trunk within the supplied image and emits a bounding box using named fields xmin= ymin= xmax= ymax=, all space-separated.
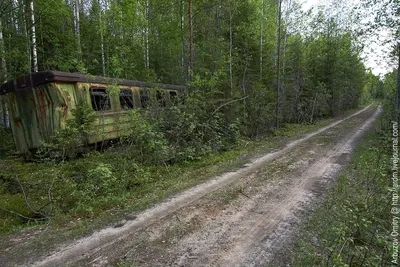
xmin=98 ymin=0 xmax=105 ymax=76
xmin=260 ymin=0 xmax=264 ymax=79
xmin=281 ymin=0 xmax=291 ymax=121
xmin=0 ymin=20 xmax=6 ymax=80
xmin=229 ymin=10 xmax=233 ymax=95
xmin=74 ymin=0 xmax=81 ymax=63
xmin=30 ymin=0 xmax=38 ymax=72
xmin=214 ymin=5 xmax=220 ymax=74
xmin=242 ymin=61 xmax=248 ymax=114
xmin=181 ymin=0 xmax=185 ymax=80
xmin=0 ymin=20 xmax=8 ymax=128
xmin=188 ymin=0 xmax=193 ymax=81
xmin=23 ymin=0 xmax=31 ymax=73
xmin=275 ymin=0 xmax=282 ymax=129
xmin=145 ymin=0 xmax=149 ymax=70
xmin=12 ymin=0 xmax=19 ymax=33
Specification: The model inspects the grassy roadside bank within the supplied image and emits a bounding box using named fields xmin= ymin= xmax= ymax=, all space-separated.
xmin=0 ymin=105 xmax=371 ymax=246
xmin=289 ymin=109 xmax=392 ymax=266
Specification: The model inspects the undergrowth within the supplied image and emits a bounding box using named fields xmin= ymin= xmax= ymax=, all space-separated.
xmin=0 ymin=108 xmax=334 ymax=235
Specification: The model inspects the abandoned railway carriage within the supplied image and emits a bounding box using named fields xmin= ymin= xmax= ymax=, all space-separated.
xmin=0 ymin=71 xmax=185 ymax=154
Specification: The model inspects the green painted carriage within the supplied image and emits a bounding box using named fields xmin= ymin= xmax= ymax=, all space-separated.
xmin=0 ymin=71 xmax=185 ymax=154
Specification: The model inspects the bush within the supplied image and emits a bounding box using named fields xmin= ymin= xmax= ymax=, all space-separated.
xmin=37 ymin=101 xmax=96 ymax=160
xmin=121 ymin=109 xmax=170 ymax=164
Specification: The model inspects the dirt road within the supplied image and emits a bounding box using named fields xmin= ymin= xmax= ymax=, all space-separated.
xmin=7 ymin=106 xmax=381 ymax=267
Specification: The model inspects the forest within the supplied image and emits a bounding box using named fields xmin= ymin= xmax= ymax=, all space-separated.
xmin=0 ymin=0 xmax=399 ymax=265
xmin=0 ymin=0 xmax=389 ymax=136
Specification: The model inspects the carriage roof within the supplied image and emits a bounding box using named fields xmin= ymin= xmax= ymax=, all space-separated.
xmin=0 ymin=71 xmax=186 ymax=95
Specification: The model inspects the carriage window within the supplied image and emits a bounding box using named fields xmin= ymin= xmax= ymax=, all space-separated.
xmin=140 ymin=89 xmax=150 ymax=108
xmin=120 ymin=89 xmax=134 ymax=109
xmin=169 ymin=91 xmax=178 ymax=105
xmin=156 ymin=90 xmax=166 ymax=107
xmin=90 ymin=87 xmax=110 ymax=111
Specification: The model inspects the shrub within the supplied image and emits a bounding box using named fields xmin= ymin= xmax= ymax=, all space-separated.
xmin=121 ymin=109 xmax=170 ymax=164
xmin=37 ymin=101 xmax=96 ymax=160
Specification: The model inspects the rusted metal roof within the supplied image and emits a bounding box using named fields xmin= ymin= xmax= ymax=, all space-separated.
xmin=0 ymin=71 xmax=186 ymax=95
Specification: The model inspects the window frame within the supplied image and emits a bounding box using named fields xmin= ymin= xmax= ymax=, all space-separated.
xmin=140 ymin=88 xmax=151 ymax=108
xmin=156 ymin=90 xmax=166 ymax=107
xmin=89 ymin=86 xmax=111 ymax=112
xmin=119 ymin=88 xmax=135 ymax=110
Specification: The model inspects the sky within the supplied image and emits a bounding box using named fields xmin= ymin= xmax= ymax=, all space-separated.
xmin=299 ymin=0 xmax=396 ymax=76
xmin=301 ymin=0 xmax=322 ymax=11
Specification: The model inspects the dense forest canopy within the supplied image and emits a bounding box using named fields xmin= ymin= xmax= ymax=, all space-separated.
xmin=0 ymin=0 xmax=398 ymax=135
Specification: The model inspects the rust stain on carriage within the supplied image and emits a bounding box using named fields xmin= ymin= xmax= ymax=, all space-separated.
xmin=0 ymin=71 xmax=186 ymax=154
xmin=36 ymin=88 xmax=48 ymax=133
xmin=37 ymin=89 xmax=47 ymax=119
xmin=14 ymin=117 xmax=21 ymax=128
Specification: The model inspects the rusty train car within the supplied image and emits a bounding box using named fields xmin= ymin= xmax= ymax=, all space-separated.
xmin=0 ymin=71 xmax=185 ymax=154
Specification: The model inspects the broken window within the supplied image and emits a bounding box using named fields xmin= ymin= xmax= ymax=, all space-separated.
xmin=90 ymin=87 xmax=110 ymax=111
xmin=140 ymin=89 xmax=150 ymax=108
xmin=120 ymin=88 xmax=134 ymax=109
xmin=169 ymin=91 xmax=178 ymax=105
xmin=156 ymin=90 xmax=166 ymax=107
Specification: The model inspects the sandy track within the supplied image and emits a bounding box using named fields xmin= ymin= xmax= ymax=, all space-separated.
xmin=28 ymin=105 xmax=378 ymax=267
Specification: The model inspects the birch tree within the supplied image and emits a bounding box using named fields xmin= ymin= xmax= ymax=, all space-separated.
xmin=30 ymin=0 xmax=38 ymax=72
xmin=98 ymin=0 xmax=105 ymax=76
xmin=188 ymin=0 xmax=193 ymax=81
xmin=0 ymin=20 xmax=6 ymax=80
xmin=0 ymin=20 xmax=8 ymax=128
xmin=73 ymin=0 xmax=82 ymax=63
xmin=260 ymin=0 xmax=265 ymax=79
xmin=276 ymin=0 xmax=282 ymax=128
xmin=144 ymin=0 xmax=149 ymax=70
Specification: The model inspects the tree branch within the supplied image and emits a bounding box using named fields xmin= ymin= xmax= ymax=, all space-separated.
xmin=211 ymin=96 xmax=249 ymax=116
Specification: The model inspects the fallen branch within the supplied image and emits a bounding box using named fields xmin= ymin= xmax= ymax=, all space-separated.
xmin=16 ymin=176 xmax=50 ymax=220
xmin=239 ymin=190 xmax=253 ymax=200
xmin=0 ymin=207 xmax=49 ymax=222
xmin=211 ymin=96 xmax=249 ymax=116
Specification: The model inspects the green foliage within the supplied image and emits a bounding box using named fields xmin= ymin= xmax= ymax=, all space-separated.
xmin=245 ymin=82 xmax=276 ymax=137
xmin=121 ymin=109 xmax=170 ymax=164
xmin=1 ymin=0 xmax=374 ymax=141
xmin=0 ymin=128 xmax=13 ymax=156
xmin=37 ymin=102 xmax=96 ymax=160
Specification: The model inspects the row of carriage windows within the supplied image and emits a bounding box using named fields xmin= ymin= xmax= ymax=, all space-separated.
xmin=90 ymin=87 xmax=179 ymax=112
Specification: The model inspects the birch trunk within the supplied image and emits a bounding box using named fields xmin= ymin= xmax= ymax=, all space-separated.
xmin=260 ymin=0 xmax=264 ymax=78
xmin=275 ymin=0 xmax=282 ymax=129
xmin=280 ymin=0 xmax=292 ymax=121
xmin=181 ymin=0 xmax=185 ymax=80
xmin=188 ymin=0 xmax=193 ymax=81
xmin=12 ymin=0 xmax=19 ymax=33
xmin=24 ymin=0 xmax=31 ymax=73
xmin=229 ymin=10 xmax=233 ymax=95
xmin=0 ymin=21 xmax=8 ymax=128
xmin=98 ymin=0 xmax=105 ymax=76
xmin=145 ymin=0 xmax=149 ymax=69
xmin=31 ymin=0 xmax=38 ymax=72
xmin=74 ymin=0 xmax=82 ymax=62
xmin=0 ymin=20 xmax=6 ymax=80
